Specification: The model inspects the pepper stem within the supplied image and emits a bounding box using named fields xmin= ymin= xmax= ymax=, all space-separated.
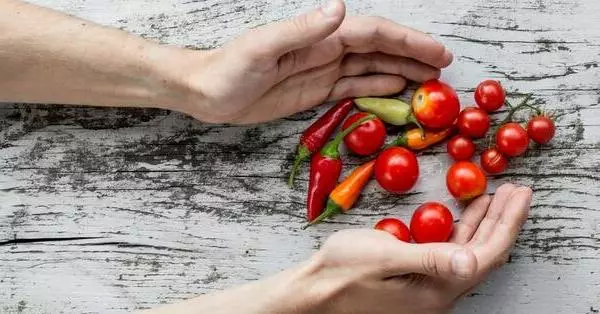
xmin=320 ymin=114 xmax=375 ymax=159
xmin=386 ymin=133 xmax=407 ymax=149
xmin=302 ymin=200 xmax=342 ymax=229
xmin=288 ymin=145 xmax=311 ymax=187
xmin=408 ymin=114 xmax=425 ymax=139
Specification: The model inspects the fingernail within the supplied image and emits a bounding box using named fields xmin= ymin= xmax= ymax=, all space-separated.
xmin=451 ymin=250 xmax=473 ymax=280
xmin=443 ymin=48 xmax=454 ymax=65
xmin=322 ymin=0 xmax=341 ymax=17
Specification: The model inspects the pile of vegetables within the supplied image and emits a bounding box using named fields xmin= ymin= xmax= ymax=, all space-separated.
xmin=289 ymin=79 xmax=555 ymax=243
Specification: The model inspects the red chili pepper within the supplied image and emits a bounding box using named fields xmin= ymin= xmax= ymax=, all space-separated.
xmin=288 ymin=99 xmax=354 ymax=187
xmin=306 ymin=114 xmax=375 ymax=221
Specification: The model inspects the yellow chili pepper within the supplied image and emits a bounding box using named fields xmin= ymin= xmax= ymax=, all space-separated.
xmin=303 ymin=160 xmax=375 ymax=229
xmin=392 ymin=127 xmax=454 ymax=151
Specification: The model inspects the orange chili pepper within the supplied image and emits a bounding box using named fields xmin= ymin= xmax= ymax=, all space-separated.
xmin=303 ymin=160 xmax=375 ymax=229
xmin=392 ymin=127 xmax=454 ymax=150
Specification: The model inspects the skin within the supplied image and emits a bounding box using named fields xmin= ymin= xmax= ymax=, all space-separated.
xmin=0 ymin=0 xmax=534 ymax=313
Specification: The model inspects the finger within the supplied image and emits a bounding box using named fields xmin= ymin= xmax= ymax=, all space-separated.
xmin=474 ymin=187 xmax=532 ymax=271
xmin=338 ymin=16 xmax=453 ymax=68
xmin=340 ymin=52 xmax=441 ymax=82
xmin=239 ymin=0 xmax=345 ymax=60
xmin=450 ymin=195 xmax=492 ymax=245
xmin=236 ymin=59 xmax=342 ymax=123
xmin=469 ymin=183 xmax=518 ymax=246
xmin=379 ymin=243 xmax=478 ymax=281
xmin=328 ymin=74 xmax=407 ymax=100
xmin=276 ymin=36 xmax=343 ymax=79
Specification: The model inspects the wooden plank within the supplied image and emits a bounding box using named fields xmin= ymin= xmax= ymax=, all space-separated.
xmin=1 ymin=0 xmax=600 ymax=313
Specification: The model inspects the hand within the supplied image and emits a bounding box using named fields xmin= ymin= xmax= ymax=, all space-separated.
xmin=285 ymin=184 xmax=532 ymax=314
xmin=167 ymin=0 xmax=453 ymax=124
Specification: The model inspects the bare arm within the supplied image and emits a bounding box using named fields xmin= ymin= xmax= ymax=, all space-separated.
xmin=0 ymin=0 xmax=190 ymax=108
xmin=0 ymin=0 xmax=452 ymax=124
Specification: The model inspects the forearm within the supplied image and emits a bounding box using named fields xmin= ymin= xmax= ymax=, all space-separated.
xmin=138 ymin=261 xmax=325 ymax=314
xmin=0 ymin=0 xmax=196 ymax=108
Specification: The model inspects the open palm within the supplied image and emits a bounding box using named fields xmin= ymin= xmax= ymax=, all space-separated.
xmin=309 ymin=184 xmax=532 ymax=314
xmin=177 ymin=0 xmax=453 ymax=124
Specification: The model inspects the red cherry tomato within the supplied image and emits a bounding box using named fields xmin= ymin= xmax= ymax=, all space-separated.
xmin=447 ymin=135 xmax=476 ymax=161
xmin=496 ymin=122 xmax=529 ymax=157
xmin=342 ymin=112 xmax=387 ymax=156
xmin=457 ymin=107 xmax=490 ymax=138
xmin=375 ymin=218 xmax=411 ymax=242
xmin=446 ymin=161 xmax=487 ymax=201
xmin=474 ymin=80 xmax=505 ymax=112
xmin=375 ymin=147 xmax=419 ymax=194
xmin=480 ymin=148 xmax=509 ymax=174
xmin=410 ymin=202 xmax=454 ymax=243
xmin=527 ymin=115 xmax=555 ymax=145
xmin=412 ymin=79 xmax=460 ymax=130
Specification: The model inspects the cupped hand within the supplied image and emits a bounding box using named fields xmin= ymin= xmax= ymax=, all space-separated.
xmin=140 ymin=184 xmax=532 ymax=314
xmin=172 ymin=0 xmax=452 ymax=124
xmin=296 ymin=184 xmax=532 ymax=314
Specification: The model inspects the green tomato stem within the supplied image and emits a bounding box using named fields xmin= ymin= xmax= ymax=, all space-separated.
xmin=488 ymin=94 xmax=539 ymax=147
xmin=320 ymin=114 xmax=375 ymax=159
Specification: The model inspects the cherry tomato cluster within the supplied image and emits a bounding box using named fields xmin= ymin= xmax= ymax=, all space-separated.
xmin=290 ymin=78 xmax=555 ymax=243
xmin=448 ymin=80 xmax=556 ymax=180
xmin=375 ymin=202 xmax=454 ymax=243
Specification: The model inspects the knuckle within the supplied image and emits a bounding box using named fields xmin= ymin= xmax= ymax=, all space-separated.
xmin=290 ymin=15 xmax=310 ymax=34
xmin=237 ymin=27 xmax=285 ymax=61
xmin=421 ymin=249 xmax=440 ymax=277
xmin=361 ymin=16 xmax=387 ymax=39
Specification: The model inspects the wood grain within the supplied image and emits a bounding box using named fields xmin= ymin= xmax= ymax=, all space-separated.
xmin=1 ymin=0 xmax=599 ymax=313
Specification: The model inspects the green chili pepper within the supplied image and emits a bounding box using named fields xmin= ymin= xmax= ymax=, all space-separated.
xmin=354 ymin=98 xmax=423 ymax=132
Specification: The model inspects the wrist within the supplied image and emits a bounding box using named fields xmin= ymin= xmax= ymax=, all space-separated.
xmin=139 ymin=255 xmax=338 ymax=314
xmin=145 ymin=44 xmax=215 ymax=121
xmin=263 ymin=254 xmax=344 ymax=314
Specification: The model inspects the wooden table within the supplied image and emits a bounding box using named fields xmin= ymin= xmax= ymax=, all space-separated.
xmin=1 ymin=0 xmax=599 ymax=313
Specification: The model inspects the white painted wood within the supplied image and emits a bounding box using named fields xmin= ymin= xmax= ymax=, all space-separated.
xmin=1 ymin=0 xmax=599 ymax=313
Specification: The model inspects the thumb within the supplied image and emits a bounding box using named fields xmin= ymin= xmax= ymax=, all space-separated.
xmin=242 ymin=0 xmax=345 ymax=58
xmin=383 ymin=243 xmax=478 ymax=281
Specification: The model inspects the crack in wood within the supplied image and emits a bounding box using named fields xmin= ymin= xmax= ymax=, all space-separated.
xmin=0 ymin=236 xmax=104 ymax=246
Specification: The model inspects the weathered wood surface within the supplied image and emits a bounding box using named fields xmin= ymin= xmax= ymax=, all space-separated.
xmin=1 ymin=0 xmax=599 ymax=313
